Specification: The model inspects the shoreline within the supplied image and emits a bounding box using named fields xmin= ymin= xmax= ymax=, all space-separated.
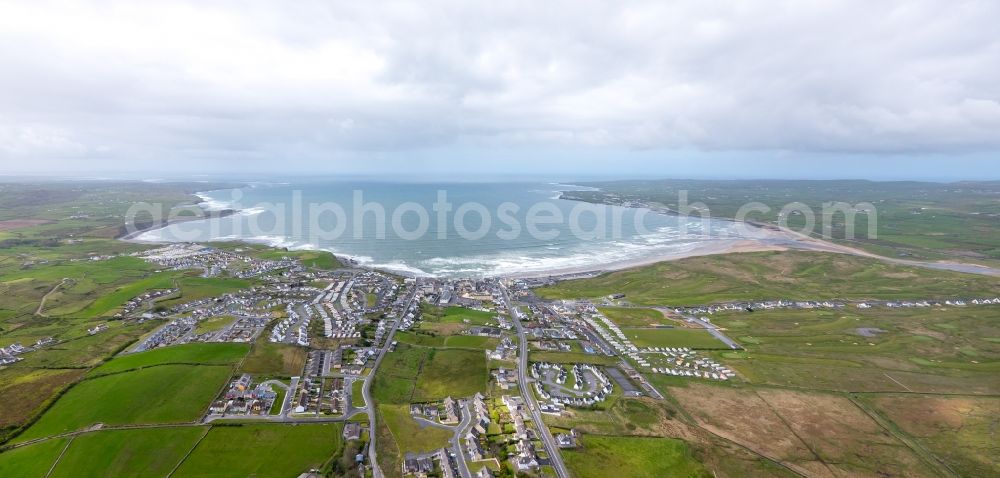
xmin=121 ymin=187 xmax=1000 ymax=279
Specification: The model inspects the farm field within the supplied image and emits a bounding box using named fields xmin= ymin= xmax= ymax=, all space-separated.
xmin=536 ymin=251 xmax=1000 ymax=305
xmin=563 ymin=435 xmax=709 ymax=478
xmin=411 ymin=348 xmax=489 ymax=401
xmin=0 ymin=437 xmax=69 ymax=477
xmin=708 ymin=307 xmax=1000 ymax=393
xmin=668 ymin=383 xmax=939 ymax=478
xmin=15 ymin=364 xmax=232 ymax=442
xmin=89 ymin=342 xmax=249 ymax=376
xmin=529 ymin=350 xmax=619 ymax=366
xmin=194 ymin=315 xmax=236 ymax=334
xmin=378 ymin=404 xmax=452 ymax=454
xmin=252 ymin=248 xmax=341 ymax=270
xmin=622 ymin=328 xmax=727 ymax=349
xmin=598 ymin=307 xmax=672 ymax=327
xmin=862 ymin=394 xmax=1000 ymax=477
xmin=443 ymin=334 xmax=498 ymax=349
xmin=0 ymin=368 xmax=86 ymax=435
xmin=238 ymin=340 xmax=308 ymax=377
xmin=154 ymin=276 xmax=252 ymax=310
xmin=171 ymin=424 xmax=342 ymax=478
xmin=6 ymin=321 xmax=157 ymax=369
xmin=49 ymin=427 xmax=208 ymax=478
xmin=421 ymin=305 xmax=497 ymax=325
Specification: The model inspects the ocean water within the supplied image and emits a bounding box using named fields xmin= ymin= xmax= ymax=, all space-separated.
xmin=135 ymin=181 xmax=756 ymax=277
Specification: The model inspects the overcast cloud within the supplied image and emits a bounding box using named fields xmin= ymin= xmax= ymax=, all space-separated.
xmin=0 ymin=0 xmax=998 ymax=177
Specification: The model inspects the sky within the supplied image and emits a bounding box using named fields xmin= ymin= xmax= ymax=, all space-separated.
xmin=1 ymin=0 xmax=999 ymax=181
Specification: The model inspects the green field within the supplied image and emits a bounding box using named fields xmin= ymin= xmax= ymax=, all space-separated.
xmin=378 ymin=404 xmax=452 ymax=454
xmin=443 ymin=335 xmax=499 ymax=349
xmin=171 ymin=424 xmax=341 ymax=478
xmin=0 ymin=437 xmax=68 ymax=477
xmin=251 ymin=248 xmax=341 ymax=270
xmin=599 ymin=307 xmax=671 ymax=327
xmin=16 ymin=365 xmax=232 ymax=442
xmin=411 ymin=348 xmax=489 ymax=401
xmin=5 ymin=322 xmax=157 ymax=369
xmin=421 ymin=304 xmax=497 ymax=325
xmin=563 ymin=435 xmax=709 ymax=478
xmin=239 ymin=340 xmax=307 ymax=377
xmin=708 ymin=307 xmax=1000 ymax=393
xmin=537 ymin=251 xmax=1000 ymax=306
xmin=529 ymin=350 xmax=619 ymax=366
xmin=194 ymin=316 xmax=236 ymax=335
xmin=89 ymin=342 xmax=249 ymax=377
xmin=351 ymin=379 xmax=366 ymax=408
xmin=622 ymin=328 xmax=726 ymax=349
xmin=155 ymin=276 xmax=251 ymax=310
xmin=862 ymin=394 xmax=1000 ymax=477
xmin=49 ymin=427 xmax=208 ymax=478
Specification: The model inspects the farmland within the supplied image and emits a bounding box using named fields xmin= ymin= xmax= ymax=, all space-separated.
xmin=563 ymin=435 xmax=709 ymax=478
xmin=89 ymin=342 xmax=249 ymax=377
xmin=171 ymin=424 xmax=342 ymax=478
xmin=622 ymin=328 xmax=727 ymax=349
xmin=15 ymin=364 xmax=232 ymax=442
xmin=536 ymin=250 xmax=1000 ymax=305
xmin=49 ymin=427 xmax=208 ymax=478
xmin=0 ymin=437 xmax=69 ymax=477
xmin=598 ymin=307 xmax=671 ymax=327
xmin=238 ymin=340 xmax=308 ymax=377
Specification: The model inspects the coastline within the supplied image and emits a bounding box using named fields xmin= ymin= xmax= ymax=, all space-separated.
xmin=120 ymin=187 xmax=1000 ymax=279
xmin=503 ymin=238 xmax=787 ymax=279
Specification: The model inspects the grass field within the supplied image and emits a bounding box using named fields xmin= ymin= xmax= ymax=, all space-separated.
xmin=622 ymin=328 xmax=727 ymax=349
xmin=394 ymin=330 xmax=448 ymax=347
xmin=194 ymin=315 xmax=236 ymax=335
xmin=443 ymin=335 xmax=499 ymax=349
xmin=411 ymin=348 xmax=489 ymax=401
xmin=171 ymin=423 xmax=341 ymax=478
xmin=421 ymin=305 xmax=497 ymax=325
xmin=669 ymin=383 xmax=937 ymax=477
xmin=89 ymin=342 xmax=249 ymax=377
xmin=0 ymin=368 xmax=86 ymax=435
xmin=378 ymin=404 xmax=452 ymax=454
xmin=563 ymin=435 xmax=709 ymax=478
xmin=154 ymin=276 xmax=251 ymax=310
xmin=7 ymin=321 xmax=157 ymax=369
xmin=599 ymin=307 xmax=672 ymax=327
xmin=49 ymin=427 xmax=208 ymax=478
xmin=372 ymin=344 xmax=426 ymax=404
xmin=529 ymin=350 xmax=620 ymax=366
xmin=0 ymin=437 xmax=68 ymax=477
xmin=252 ymin=248 xmax=341 ymax=270
xmin=707 ymin=307 xmax=1000 ymax=393
xmin=536 ymin=251 xmax=1000 ymax=306
xmin=351 ymin=379 xmax=365 ymax=408
xmin=862 ymin=394 xmax=1000 ymax=477
xmin=238 ymin=340 xmax=307 ymax=377
xmin=16 ymin=365 xmax=232 ymax=442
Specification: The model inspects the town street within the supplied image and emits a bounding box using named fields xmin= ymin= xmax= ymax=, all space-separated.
xmin=501 ymin=284 xmax=569 ymax=478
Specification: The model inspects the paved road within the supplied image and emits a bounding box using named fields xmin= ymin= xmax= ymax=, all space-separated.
xmin=365 ymin=282 xmax=418 ymax=478
xmin=450 ymin=401 xmax=474 ymax=478
xmin=665 ymin=310 xmax=742 ymax=350
xmin=501 ymin=284 xmax=569 ymax=478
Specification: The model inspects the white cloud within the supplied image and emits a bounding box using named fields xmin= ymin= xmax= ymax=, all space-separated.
xmin=0 ymin=0 xmax=998 ymax=172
